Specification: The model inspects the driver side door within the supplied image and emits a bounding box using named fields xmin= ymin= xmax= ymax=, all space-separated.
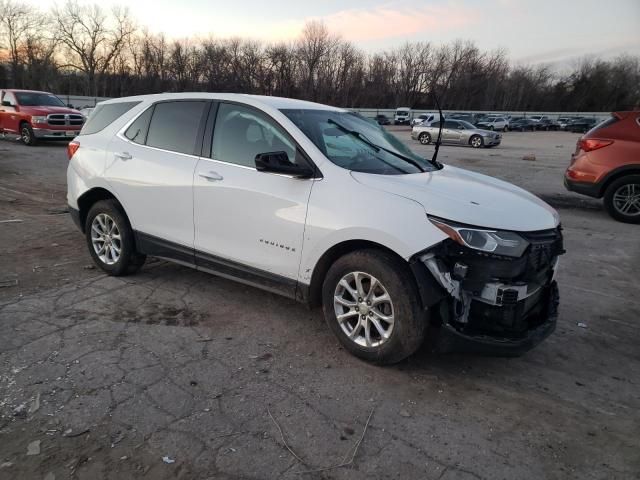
xmin=193 ymin=102 xmax=317 ymax=297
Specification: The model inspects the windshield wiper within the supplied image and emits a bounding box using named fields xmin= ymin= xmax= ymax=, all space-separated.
xmin=327 ymin=119 xmax=426 ymax=173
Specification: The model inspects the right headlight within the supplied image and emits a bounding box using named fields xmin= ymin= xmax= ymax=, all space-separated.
xmin=428 ymin=216 xmax=529 ymax=258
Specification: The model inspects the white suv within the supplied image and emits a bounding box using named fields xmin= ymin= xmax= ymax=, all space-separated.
xmin=67 ymin=93 xmax=564 ymax=364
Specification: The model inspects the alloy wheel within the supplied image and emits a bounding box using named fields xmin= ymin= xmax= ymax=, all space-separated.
xmin=471 ymin=136 xmax=482 ymax=148
xmin=21 ymin=127 xmax=31 ymax=144
xmin=91 ymin=213 xmax=122 ymax=265
xmin=333 ymin=271 xmax=395 ymax=348
xmin=612 ymin=183 xmax=640 ymax=217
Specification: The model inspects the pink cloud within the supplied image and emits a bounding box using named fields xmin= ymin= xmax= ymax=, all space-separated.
xmin=319 ymin=4 xmax=479 ymax=41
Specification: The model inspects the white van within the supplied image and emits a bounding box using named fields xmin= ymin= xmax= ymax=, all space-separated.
xmin=411 ymin=112 xmax=441 ymax=126
xmin=394 ymin=107 xmax=411 ymax=125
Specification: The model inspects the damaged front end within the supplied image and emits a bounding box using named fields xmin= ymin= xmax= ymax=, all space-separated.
xmin=413 ymin=218 xmax=564 ymax=356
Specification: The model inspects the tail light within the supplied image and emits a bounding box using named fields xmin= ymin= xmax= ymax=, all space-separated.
xmin=67 ymin=141 xmax=80 ymax=160
xmin=579 ymin=138 xmax=613 ymax=152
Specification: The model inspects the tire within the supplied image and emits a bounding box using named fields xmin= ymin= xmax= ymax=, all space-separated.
xmin=418 ymin=132 xmax=431 ymax=145
xmin=469 ymin=135 xmax=484 ymax=148
xmin=503 ymin=126 xmax=508 ymax=132
xmin=20 ymin=123 xmax=37 ymax=146
xmin=85 ymin=199 xmax=146 ymax=275
xmin=322 ymin=249 xmax=427 ymax=364
xmin=489 ymin=126 xmax=494 ymax=131
xmin=603 ymin=175 xmax=640 ymax=224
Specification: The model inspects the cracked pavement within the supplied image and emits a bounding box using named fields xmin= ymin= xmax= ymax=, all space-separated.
xmin=1 ymin=132 xmax=639 ymax=479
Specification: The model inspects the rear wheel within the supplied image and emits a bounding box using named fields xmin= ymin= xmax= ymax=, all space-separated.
xmin=322 ymin=250 xmax=427 ymax=364
xmin=85 ymin=200 xmax=146 ymax=275
xmin=603 ymin=175 xmax=640 ymax=224
xmin=20 ymin=123 xmax=37 ymax=146
xmin=469 ymin=135 xmax=484 ymax=148
xmin=418 ymin=132 xmax=431 ymax=145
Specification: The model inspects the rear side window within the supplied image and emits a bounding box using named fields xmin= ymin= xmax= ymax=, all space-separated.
xmin=124 ymin=106 xmax=153 ymax=144
xmin=82 ymin=102 xmax=140 ymax=135
xmin=146 ymin=101 xmax=207 ymax=155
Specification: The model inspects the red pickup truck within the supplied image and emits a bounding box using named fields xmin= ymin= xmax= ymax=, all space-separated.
xmin=0 ymin=89 xmax=85 ymax=146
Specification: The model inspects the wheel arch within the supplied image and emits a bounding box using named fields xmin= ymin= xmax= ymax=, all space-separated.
xmin=598 ymin=165 xmax=640 ymax=197
xmin=305 ymin=239 xmax=408 ymax=308
xmin=76 ymin=187 xmax=126 ymax=232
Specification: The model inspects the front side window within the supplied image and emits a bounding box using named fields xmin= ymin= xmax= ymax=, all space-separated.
xmin=146 ymin=101 xmax=207 ymax=155
xmin=282 ymin=109 xmax=434 ymax=175
xmin=14 ymin=92 xmax=65 ymax=107
xmin=2 ymin=92 xmax=17 ymax=106
xmin=444 ymin=120 xmax=459 ymax=129
xmin=212 ymin=103 xmax=296 ymax=168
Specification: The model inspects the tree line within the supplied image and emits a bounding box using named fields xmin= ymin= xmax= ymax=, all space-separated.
xmin=1 ymin=0 xmax=638 ymax=112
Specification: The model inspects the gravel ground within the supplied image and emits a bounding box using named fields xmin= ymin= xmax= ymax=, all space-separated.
xmin=0 ymin=129 xmax=638 ymax=480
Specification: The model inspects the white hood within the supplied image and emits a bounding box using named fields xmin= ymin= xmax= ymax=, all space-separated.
xmin=351 ymin=165 xmax=559 ymax=232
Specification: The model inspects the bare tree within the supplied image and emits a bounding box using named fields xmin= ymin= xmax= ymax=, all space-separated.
xmin=53 ymin=0 xmax=134 ymax=95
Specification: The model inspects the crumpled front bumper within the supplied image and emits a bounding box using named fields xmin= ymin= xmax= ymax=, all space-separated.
xmin=414 ymin=229 xmax=563 ymax=356
xmin=434 ymin=282 xmax=558 ymax=356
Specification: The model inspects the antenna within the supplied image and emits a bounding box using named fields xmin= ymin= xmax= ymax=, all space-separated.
xmin=431 ymin=91 xmax=444 ymax=167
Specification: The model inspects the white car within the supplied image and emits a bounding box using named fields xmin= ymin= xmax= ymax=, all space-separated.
xmin=67 ymin=93 xmax=564 ymax=364
xmin=475 ymin=117 xmax=509 ymax=131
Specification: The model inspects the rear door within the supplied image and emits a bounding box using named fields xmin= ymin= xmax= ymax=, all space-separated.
xmin=105 ymin=100 xmax=209 ymax=251
xmin=193 ymin=102 xmax=315 ymax=296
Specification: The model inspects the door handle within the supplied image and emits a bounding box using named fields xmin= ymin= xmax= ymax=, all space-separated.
xmin=114 ymin=151 xmax=132 ymax=161
xmin=199 ymin=171 xmax=224 ymax=182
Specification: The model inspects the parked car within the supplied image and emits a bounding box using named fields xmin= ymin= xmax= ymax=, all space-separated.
xmin=412 ymin=119 xmax=502 ymax=148
xmin=557 ymin=117 xmax=576 ymax=130
xmin=564 ymin=111 xmax=640 ymax=223
xmin=568 ymin=117 xmax=598 ymax=133
xmin=411 ymin=113 xmax=440 ymax=126
xmin=0 ymin=89 xmax=85 ymax=145
xmin=374 ymin=114 xmax=390 ymax=125
xmin=529 ymin=115 xmax=549 ymax=123
xmin=535 ymin=118 xmax=560 ymax=131
xmin=475 ymin=117 xmax=509 ymax=132
xmin=394 ymin=107 xmax=411 ymax=125
xmin=509 ymin=118 xmax=537 ymax=131
xmin=67 ymin=93 xmax=563 ymax=364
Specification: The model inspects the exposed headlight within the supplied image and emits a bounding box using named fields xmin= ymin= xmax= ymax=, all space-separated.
xmin=428 ymin=216 xmax=529 ymax=257
xmin=32 ymin=116 xmax=47 ymax=124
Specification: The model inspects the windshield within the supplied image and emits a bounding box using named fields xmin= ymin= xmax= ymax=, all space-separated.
xmin=281 ymin=109 xmax=435 ymax=175
xmin=15 ymin=92 xmax=65 ymax=107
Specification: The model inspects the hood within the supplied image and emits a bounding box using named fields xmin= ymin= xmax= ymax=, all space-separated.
xmin=351 ymin=165 xmax=559 ymax=232
xmin=19 ymin=106 xmax=82 ymax=115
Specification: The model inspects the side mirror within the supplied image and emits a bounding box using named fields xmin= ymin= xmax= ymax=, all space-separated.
xmin=255 ymin=151 xmax=314 ymax=178
xmin=1 ymin=100 xmax=11 ymax=107
xmin=67 ymin=104 xmax=74 ymax=108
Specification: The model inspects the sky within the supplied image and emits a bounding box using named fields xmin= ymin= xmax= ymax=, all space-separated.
xmin=39 ymin=0 xmax=640 ymax=68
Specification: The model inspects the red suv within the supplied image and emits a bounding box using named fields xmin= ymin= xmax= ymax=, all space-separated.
xmin=0 ymin=89 xmax=85 ymax=146
xmin=564 ymin=111 xmax=640 ymax=223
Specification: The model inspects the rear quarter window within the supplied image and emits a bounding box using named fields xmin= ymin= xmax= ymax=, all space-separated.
xmin=81 ymin=102 xmax=140 ymax=135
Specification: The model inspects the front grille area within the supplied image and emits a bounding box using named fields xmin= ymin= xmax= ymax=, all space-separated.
xmin=47 ymin=114 xmax=85 ymax=126
xmin=522 ymin=227 xmax=564 ymax=273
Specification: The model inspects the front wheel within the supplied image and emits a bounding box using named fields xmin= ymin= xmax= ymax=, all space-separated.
xmin=418 ymin=132 xmax=431 ymax=145
xmin=469 ymin=135 xmax=484 ymax=148
xmin=322 ymin=250 xmax=427 ymax=364
xmin=85 ymin=200 xmax=146 ymax=275
xmin=20 ymin=123 xmax=37 ymax=146
xmin=603 ymin=175 xmax=640 ymax=224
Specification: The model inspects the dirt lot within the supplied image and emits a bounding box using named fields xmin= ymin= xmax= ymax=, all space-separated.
xmin=1 ymin=129 xmax=639 ymax=480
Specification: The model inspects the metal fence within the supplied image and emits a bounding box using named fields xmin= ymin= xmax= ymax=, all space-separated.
xmin=58 ymin=94 xmax=610 ymax=121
